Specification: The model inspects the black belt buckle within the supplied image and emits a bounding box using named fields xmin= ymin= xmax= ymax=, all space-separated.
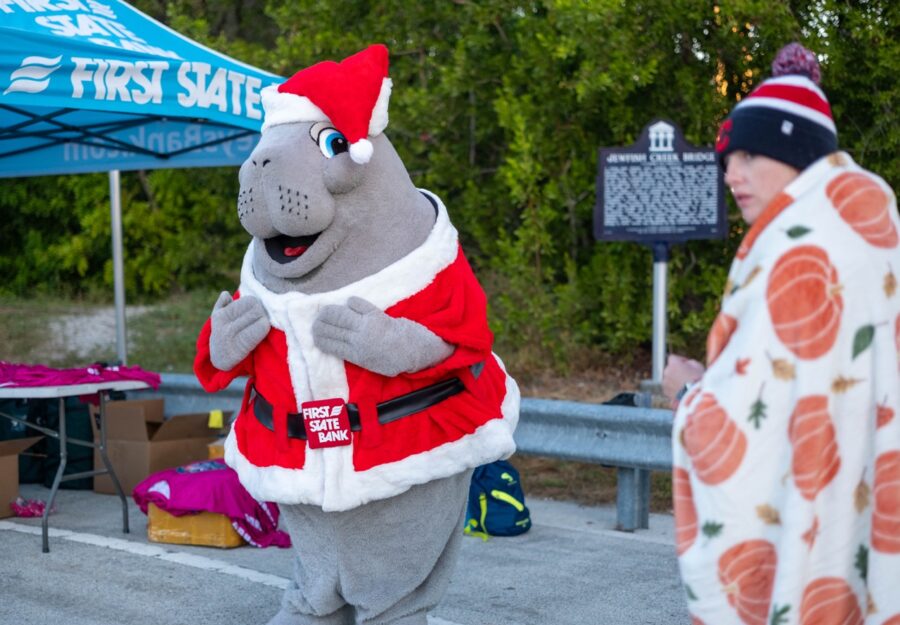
xmin=251 ymin=364 xmax=476 ymax=442
xmin=252 ymin=388 xmax=308 ymax=440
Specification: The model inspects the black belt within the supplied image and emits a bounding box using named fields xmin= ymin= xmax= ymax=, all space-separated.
xmin=252 ymin=376 xmax=467 ymax=441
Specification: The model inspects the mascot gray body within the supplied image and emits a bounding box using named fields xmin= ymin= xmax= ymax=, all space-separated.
xmin=195 ymin=45 xmax=518 ymax=625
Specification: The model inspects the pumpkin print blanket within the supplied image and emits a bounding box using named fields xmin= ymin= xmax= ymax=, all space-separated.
xmin=673 ymin=152 xmax=900 ymax=625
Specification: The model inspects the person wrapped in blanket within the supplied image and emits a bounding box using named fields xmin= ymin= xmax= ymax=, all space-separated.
xmin=194 ymin=45 xmax=518 ymax=625
xmin=662 ymin=42 xmax=900 ymax=625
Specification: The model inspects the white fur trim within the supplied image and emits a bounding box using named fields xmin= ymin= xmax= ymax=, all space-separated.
xmin=237 ymin=190 xmax=460 ymax=406
xmin=224 ymin=354 xmax=519 ymax=511
xmin=239 ymin=189 xmax=459 ymax=317
xmin=368 ymin=78 xmax=392 ymax=136
xmin=349 ymin=139 xmax=374 ymax=164
xmin=260 ymin=78 xmax=392 ymax=138
xmin=260 ymin=84 xmax=328 ymax=132
xmin=225 ymin=190 xmax=519 ymax=511
xmin=227 ymin=190 xmax=520 ymax=510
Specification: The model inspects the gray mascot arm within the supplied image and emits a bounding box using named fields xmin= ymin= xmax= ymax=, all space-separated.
xmin=313 ymin=296 xmax=454 ymax=377
xmin=209 ymin=291 xmax=271 ymax=371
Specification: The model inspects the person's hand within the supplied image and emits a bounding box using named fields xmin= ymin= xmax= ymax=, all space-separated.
xmin=662 ymin=354 xmax=705 ymax=411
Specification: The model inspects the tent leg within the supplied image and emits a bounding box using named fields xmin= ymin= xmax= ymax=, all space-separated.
xmin=109 ymin=170 xmax=127 ymax=366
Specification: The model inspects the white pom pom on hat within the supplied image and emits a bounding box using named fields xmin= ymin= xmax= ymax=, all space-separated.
xmin=348 ymin=139 xmax=374 ymax=164
xmin=260 ymin=44 xmax=392 ymax=164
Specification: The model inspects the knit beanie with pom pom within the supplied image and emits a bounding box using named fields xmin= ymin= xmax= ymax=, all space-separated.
xmin=715 ymin=42 xmax=838 ymax=171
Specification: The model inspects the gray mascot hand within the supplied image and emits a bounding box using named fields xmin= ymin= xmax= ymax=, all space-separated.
xmin=209 ymin=291 xmax=271 ymax=371
xmin=313 ymin=296 xmax=454 ymax=377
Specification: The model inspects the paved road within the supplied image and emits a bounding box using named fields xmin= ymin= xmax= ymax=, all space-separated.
xmin=0 ymin=484 xmax=690 ymax=625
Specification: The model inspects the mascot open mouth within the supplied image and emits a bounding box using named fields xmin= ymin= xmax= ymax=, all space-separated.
xmin=265 ymin=233 xmax=320 ymax=264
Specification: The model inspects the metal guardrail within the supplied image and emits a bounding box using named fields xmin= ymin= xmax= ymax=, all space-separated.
xmin=145 ymin=374 xmax=673 ymax=531
xmin=515 ymin=398 xmax=673 ymax=531
xmin=142 ymin=373 xmax=246 ymax=417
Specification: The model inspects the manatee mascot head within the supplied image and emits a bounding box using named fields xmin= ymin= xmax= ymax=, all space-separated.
xmin=236 ymin=44 xmax=436 ymax=295
xmin=208 ymin=44 xmax=455 ymax=377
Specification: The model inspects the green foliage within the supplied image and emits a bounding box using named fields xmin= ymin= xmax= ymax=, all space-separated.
xmin=2 ymin=0 xmax=899 ymax=369
xmin=0 ymin=174 xmax=111 ymax=296
xmin=127 ymin=288 xmax=224 ymax=372
xmin=0 ymin=168 xmax=247 ymax=298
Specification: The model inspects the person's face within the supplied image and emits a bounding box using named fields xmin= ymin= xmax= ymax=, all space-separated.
xmin=723 ymin=151 xmax=800 ymax=225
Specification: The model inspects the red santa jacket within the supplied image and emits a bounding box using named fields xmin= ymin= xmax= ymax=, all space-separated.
xmin=195 ymin=191 xmax=519 ymax=511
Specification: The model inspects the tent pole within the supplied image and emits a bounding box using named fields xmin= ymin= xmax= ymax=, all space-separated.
xmin=109 ymin=170 xmax=127 ymax=365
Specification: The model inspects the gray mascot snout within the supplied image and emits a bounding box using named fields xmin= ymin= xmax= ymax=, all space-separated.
xmin=195 ymin=45 xmax=519 ymax=625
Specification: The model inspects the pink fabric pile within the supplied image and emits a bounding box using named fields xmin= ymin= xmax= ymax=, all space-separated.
xmin=0 ymin=361 xmax=161 ymax=390
xmin=133 ymin=459 xmax=291 ymax=549
xmin=9 ymin=497 xmax=51 ymax=518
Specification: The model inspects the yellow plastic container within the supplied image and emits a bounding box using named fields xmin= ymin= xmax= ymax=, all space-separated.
xmin=147 ymin=503 xmax=245 ymax=548
xmin=208 ymin=437 xmax=226 ymax=460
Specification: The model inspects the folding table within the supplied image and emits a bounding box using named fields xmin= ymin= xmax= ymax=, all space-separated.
xmin=0 ymin=379 xmax=150 ymax=552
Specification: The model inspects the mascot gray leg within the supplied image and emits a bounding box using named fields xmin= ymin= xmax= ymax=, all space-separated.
xmin=267 ymin=470 xmax=472 ymax=625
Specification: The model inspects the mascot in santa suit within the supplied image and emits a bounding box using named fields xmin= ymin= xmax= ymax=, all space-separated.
xmin=194 ymin=44 xmax=519 ymax=625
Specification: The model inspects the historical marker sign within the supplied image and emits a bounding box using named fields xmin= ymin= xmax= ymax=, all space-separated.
xmin=594 ymin=119 xmax=726 ymax=242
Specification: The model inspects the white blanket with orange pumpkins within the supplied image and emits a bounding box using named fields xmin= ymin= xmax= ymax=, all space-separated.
xmin=672 ymin=152 xmax=900 ymax=625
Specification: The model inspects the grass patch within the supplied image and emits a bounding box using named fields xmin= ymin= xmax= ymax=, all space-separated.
xmin=0 ymin=294 xmax=111 ymax=367
xmin=0 ymin=291 xmax=219 ymax=372
xmin=128 ymin=289 xmax=220 ymax=373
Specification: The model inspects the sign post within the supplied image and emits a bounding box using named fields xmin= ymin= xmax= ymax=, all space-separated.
xmin=650 ymin=242 xmax=669 ymax=384
xmin=595 ymin=119 xmax=726 ymax=390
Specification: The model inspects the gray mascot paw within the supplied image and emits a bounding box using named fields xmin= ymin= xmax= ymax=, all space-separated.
xmin=209 ymin=291 xmax=271 ymax=371
xmin=312 ymin=296 xmax=453 ymax=377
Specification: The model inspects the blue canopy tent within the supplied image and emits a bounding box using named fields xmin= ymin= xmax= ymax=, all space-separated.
xmin=0 ymin=0 xmax=282 ymax=363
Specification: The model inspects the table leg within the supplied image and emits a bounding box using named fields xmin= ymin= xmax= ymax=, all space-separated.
xmin=42 ymin=397 xmax=67 ymax=553
xmin=97 ymin=392 xmax=129 ymax=535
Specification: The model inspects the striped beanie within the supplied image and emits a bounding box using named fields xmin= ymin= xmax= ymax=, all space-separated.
xmin=716 ymin=43 xmax=837 ymax=171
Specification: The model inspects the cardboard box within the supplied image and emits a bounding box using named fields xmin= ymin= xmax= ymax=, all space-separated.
xmin=91 ymin=399 xmax=224 ymax=495
xmin=0 ymin=437 xmax=42 ymax=519
xmin=147 ymin=502 xmax=245 ymax=548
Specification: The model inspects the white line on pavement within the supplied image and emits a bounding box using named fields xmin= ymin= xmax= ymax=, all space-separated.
xmin=0 ymin=520 xmax=467 ymax=625
xmin=0 ymin=519 xmax=290 ymax=589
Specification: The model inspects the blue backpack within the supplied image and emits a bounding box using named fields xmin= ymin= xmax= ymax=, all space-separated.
xmin=464 ymin=460 xmax=531 ymax=539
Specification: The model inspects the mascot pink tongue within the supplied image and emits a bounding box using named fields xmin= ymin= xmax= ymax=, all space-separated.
xmin=194 ymin=44 xmax=519 ymax=625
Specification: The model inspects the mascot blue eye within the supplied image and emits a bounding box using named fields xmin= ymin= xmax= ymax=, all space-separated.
xmin=316 ymin=128 xmax=349 ymax=158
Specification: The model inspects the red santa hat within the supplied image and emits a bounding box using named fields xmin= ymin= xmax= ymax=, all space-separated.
xmin=260 ymin=44 xmax=392 ymax=164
